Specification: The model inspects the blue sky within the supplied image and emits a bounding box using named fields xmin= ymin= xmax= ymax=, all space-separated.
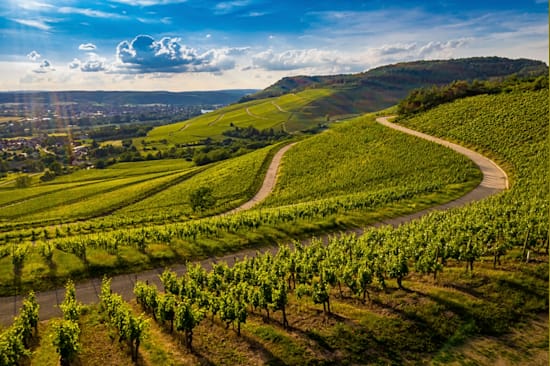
xmin=0 ymin=0 xmax=547 ymax=91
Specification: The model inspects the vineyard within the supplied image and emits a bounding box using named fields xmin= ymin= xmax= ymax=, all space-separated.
xmin=0 ymin=86 xmax=547 ymax=365
xmin=0 ymin=111 xmax=483 ymax=294
xmin=144 ymin=88 xmax=334 ymax=148
xmin=0 ymin=142 xmax=282 ymax=231
xmin=259 ymin=115 xmax=480 ymax=207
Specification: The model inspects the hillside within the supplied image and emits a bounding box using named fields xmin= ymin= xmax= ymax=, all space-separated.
xmin=142 ymin=88 xmax=333 ymax=149
xmin=3 ymin=87 xmax=547 ymax=365
xmin=240 ymin=56 xmax=547 ymax=116
xmin=143 ymin=57 xmax=546 ymax=149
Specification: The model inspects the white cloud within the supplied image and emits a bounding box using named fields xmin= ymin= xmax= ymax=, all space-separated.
xmin=78 ymin=43 xmax=97 ymax=51
xmin=58 ymin=7 xmax=125 ymax=19
xmin=27 ymin=50 xmax=41 ymax=61
xmin=33 ymin=59 xmax=55 ymax=73
xmin=252 ymin=49 xmax=343 ymax=71
xmin=214 ymin=1 xmax=251 ymax=14
xmin=68 ymin=53 xmax=108 ymax=73
xmin=17 ymin=1 xmax=53 ymax=10
xmin=81 ymin=59 xmax=107 ymax=72
xmin=68 ymin=58 xmax=81 ymax=69
xmin=363 ymin=39 xmax=468 ymax=64
xmin=114 ymin=34 xmax=248 ymax=74
xmin=246 ymin=11 xmax=265 ymax=17
xmin=108 ymin=0 xmax=189 ymax=6
xmin=11 ymin=18 xmax=52 ymax=31
xmin=249 ymin=38 xmax=470 ymax=75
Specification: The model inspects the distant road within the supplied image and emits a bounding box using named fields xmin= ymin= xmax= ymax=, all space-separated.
xmin=0 ymin=117 xmax=509 ymax=325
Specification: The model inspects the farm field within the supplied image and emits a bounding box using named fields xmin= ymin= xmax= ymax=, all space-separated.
xmin=0 ymin=142 xmax=284 ymax=232
xmin=0 ymin=108 xmax=484 ymax=294
xmin=143 ymin=88 xmax=334 ymax=148
xmin=0 ymin=84 xmax=548 ymax=365
xmin=259 ymin=115 xmax=480 ymax=207
xmin=16 ymin=257 xmax=549 ymax=366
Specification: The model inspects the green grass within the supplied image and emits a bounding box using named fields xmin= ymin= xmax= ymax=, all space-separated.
xmin=22 ymin=171 xmax=193 ymax=222
xmin=144 ymin=89 xmax=334 ymax=148
xmin=51 ymin=158 xmax=194 ymax=183
xmin=1 ymin=171 xmax=179 ymax=222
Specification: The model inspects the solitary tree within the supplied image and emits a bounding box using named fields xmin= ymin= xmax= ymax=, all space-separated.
xmin=189 ymin=187 xmax=216 ymax=212
xmin=15 ymin=175 xmax=32 ymax=188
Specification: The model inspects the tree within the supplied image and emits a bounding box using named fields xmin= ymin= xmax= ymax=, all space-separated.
xmin=40 ymin=169 xmax=56 ymax=182
xmin=15 ymin=175 xmax=32 ymax=188
xmin=189 ymin=187 xmax=216 ymax=212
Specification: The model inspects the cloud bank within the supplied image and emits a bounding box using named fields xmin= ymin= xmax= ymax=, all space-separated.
xmin=114 ymin=35 xmax=248 ymax=74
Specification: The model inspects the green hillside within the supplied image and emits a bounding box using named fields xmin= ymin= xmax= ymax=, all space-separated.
xmin=143 ymin=88 xmax=333 ymax=149
xmin=143 ymin=57 xmax=546 ymax=152
xmin=242 ymin=56 xmax=547 ymax=115
xmin=5 ymin=87 xmax=547 ymax=366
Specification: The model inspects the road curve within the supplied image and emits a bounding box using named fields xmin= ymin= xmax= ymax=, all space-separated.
xmin=376 ymin=116 xmax=508 ymax=191
xmin=225 ymin=142 xmax=297 ymax=214
xmin=0 ymin=117 xmax=509 ymax=325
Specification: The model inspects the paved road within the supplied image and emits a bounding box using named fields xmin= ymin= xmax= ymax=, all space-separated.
xmin=0 ymin=117 xmax=509 ymax=326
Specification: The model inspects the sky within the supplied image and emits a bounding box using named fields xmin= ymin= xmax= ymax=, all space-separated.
xmin=0 ymin=0 xmax=547 ymax=91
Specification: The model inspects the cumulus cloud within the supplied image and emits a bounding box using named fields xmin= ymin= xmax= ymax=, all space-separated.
xmin=69 ymin=53 xmax=107 ymax=72
xmin=252 ymin=49 xmax=342 ymax=71
xmin=68 ymin=58 xmax=81 ymax=69
xmin=418 ymin=40 xmax=467 ymax=58
xmin=79 ymin=43 xmax=97 ymax=51
xmin=33 ymin=60 xmax=55 ymax=73
xmin=27 ymin=50 xmax=41 ymax=61
xmin=249 ymin=39 xmax=468 ymax=74
xmin=114 ymin=34 xmax=247 ymax=74
xmin=81 ymin=58 xmax=107 ymax=72
xmin=364 ymin=39 xmax=468 ymax=65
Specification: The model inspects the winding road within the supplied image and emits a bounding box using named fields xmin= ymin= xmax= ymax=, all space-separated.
xmin=224 ymin=142 xmax=296 ymax=214
xmin=0 ymin=117 xmax=509 ymax=325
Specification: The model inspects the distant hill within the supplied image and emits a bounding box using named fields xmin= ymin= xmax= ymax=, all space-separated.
xmin=240 ymin=57 xmax=547 ymax=116
xmin=0 ymin=89 xmax=258 ymax=106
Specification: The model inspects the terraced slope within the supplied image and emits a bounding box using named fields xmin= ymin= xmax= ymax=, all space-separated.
xmin=144 ymin=88 xmax=333 ymax=148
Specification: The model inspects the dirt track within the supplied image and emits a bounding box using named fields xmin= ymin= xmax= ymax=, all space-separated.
xmin=225 ymin=142 xmax=296 ymax=214
xmin=0 ymin=117 xmax=509 ymax=325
